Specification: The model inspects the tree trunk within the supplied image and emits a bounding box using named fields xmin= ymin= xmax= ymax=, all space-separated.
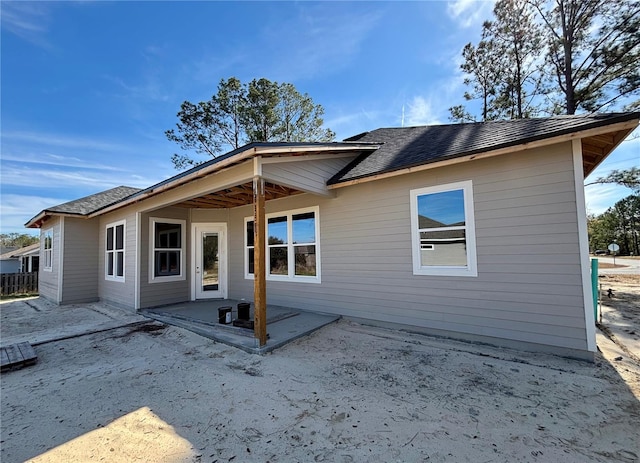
xmin=560 ymin=0 xmax=576 ymax=114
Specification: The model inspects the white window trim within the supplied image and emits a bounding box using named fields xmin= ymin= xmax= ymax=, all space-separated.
xmin=410 ymin=180 xmax=478 ymax=277
xmin=245 ymin=206 xmax=321 ymax=284
xmin=149 ymin=217 xmax=186 ymax=283
xmin=105 ymin=219 xmax=126 ymax=282
xmin=43 ymin=228 xmax=53 ymax=272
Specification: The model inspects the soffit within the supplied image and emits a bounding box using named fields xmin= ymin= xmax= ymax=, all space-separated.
xmin=581 ymin=128 xmax=634 ymax=177
xmin=172 ymin=181 xmax=303 ymax=209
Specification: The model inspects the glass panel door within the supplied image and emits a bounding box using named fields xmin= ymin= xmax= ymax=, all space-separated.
xmin=194 ymin=224 xmax=226 ymax=300
xmin=201 ymin=233 xmax=219 ymax=292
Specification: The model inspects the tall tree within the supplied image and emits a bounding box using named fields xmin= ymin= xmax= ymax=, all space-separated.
xmin=166 ymin=78 xmax=335 ymax=169
xmin=485 ymin=0 xmax=545 ymax=119
xmin=277 ymin=83 xmax=335 ymax=142
xmin=449 ymin=40 xmax=503 ymax=122
xmin=242 ymin=78 xmax=280 ymax=142
xmin=530 ymin=0 xmax=640 ymax=114
xmin=212 ymin=77 xmax=246 ymax=150
xmin=451 ymin=0 xmax=640 ymax=121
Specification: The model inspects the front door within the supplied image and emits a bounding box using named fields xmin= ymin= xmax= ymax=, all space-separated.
xmin=193 ymin=224 xmax=227 ymax=299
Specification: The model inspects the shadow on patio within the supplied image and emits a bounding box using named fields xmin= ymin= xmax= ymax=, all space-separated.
xmin=140 ymin=299 xmax=340 ymax=354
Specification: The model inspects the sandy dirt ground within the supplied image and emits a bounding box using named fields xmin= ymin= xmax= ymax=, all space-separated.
xmin=1 ymin=287 xmax=639 ymax=463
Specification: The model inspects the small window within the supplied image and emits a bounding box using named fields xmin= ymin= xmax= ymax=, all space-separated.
xmin=410 ymin=181 xmax=477 ymax=277
xmin=106 ymin=221 xmax=125 ymax=281
xmin=43 ymin=229 xmax=53 ymax=271
xmin=150 ymin=218 xmax=185 ymax=282
xmin=245 ymin=207 xmax=320 ymax=283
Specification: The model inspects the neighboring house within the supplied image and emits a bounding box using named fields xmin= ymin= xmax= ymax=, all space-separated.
xmin=0 ymin=243 xmax=39 ymax=273
xmin=13 ymin=243 xmax=41 ymax=273
xmin=0 ymin=246 xmax=20 ymax=273
xmin=26 ymin=113 xmax=640 ymax=360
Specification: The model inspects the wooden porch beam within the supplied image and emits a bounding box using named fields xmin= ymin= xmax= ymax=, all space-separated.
xmin=253 ymin=176 xmax=267 ymax=346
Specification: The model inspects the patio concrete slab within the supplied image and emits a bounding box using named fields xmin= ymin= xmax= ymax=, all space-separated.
xmin=140 ymin=299 xmax=340 ymax=354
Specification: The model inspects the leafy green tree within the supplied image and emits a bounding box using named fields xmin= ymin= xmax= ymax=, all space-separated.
xmin=0 ymin=233 xmax=39 ymax=248
xmin=451 ymin=0 xmax=640 ymax=120
xmin=166 ymin=77 xmax=335 ymax=169
xmin=588 ymin=194 xmax=640 ymax=255
xmin=277 ymin=83 xmax=335 ymax=142
xmin=449 ymin=40 xmax=502 ymax=122
xmin=531 ymin=0 xmax=640 ymax=114
xmin=242 ymin=78 xmax=280 ymax=142
xmin=485 ymin=0 xmax=545 ymax=119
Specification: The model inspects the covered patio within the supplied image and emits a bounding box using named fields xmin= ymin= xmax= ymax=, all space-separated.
xmin=140 ymin=300 xmax=340 ymax=354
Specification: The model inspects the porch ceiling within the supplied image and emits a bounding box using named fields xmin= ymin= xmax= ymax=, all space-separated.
xmin=172 ymin=181 xmax=303 ymax=209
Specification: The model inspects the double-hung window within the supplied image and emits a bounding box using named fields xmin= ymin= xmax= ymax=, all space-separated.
xmin=43 ymin=228 xmax=53 ymax=271
xmin=410 ymin=181 xmax=477 ymax=277
xmin=150 ymin=218 xmax=185 ymax=281
xmin=106 ymin=221 xmax=125 ymax=281
xmin=245 ymin=207 xmax=320 ymax=283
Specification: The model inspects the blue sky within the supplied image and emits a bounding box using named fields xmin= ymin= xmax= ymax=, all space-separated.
xmin=1 ymin=1 xmax=638 ymax=235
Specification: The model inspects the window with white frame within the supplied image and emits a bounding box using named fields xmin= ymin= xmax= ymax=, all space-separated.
xmin=150 ymin=218 xmax=185 ymax=281
xmin=245 ymin=207 xmax=320 ymax=282
xmin=43 ymin=228 xmax=53 ymax=271
xmin=410 ymin=181 xmax=477 ymax=277
xmin=106 ymin=220 xmax=125 ymax=281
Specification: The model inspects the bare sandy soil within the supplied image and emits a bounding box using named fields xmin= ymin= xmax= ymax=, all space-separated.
xmin=1 ymin=288 xmax=639 ymax=463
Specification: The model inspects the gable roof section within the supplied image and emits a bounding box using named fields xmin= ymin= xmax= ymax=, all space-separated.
xmin=84 ymin=142 xmax=379 ymax=219
xmin=328 ymin=112 xmax=639 ymax=186
xmin=0 ymin=243 xmax=40 ymax=260
xmin=24 ymin=113 xmax=639 ymax=227
xmin=26 ymin=186 xmax=142 ymax=228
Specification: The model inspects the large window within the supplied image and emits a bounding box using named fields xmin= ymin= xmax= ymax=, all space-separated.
xmin=106 ymin=221 xmax=125 ymax=281
xmin=150 ymin=218 xmax=185 ymax=282
xmin=410 ymin=181 xmax=477 ymax=277
xmin=245 ymin=207 xmax=320 ymax=283
xmin=43 ymin=228 xmax=53 ymax=271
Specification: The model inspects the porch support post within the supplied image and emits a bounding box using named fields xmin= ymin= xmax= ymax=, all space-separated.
xmin=253 ymin=176 xmax=267 ymax=346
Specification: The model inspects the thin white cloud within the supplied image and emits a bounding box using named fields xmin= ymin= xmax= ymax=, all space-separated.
xmin=2 ymin=130 xmax=132 ymax=153
xmin=0 ymin=164 xmax=156 ymax=190
xmin=264 ymin=5 xmax=381 ymax=82
xmin=324 ymin=109 xmax=388 ymax=140
xmin=0 ymin=2 xmax=52 ymax=48
xmin=193 ymin=4 xmax=382 ymax=85
xmin=0 ymin=152 xmax=126 ymax=172
xmin=103 ymin=75 xmax=170 ymax=103
xmin=447 ymin=0 xmax=496 ymax=29
xmin=584 ymin=184 xmax=630 ymax=216
xmin=0 ymin=194 xmax=67 ymax=233
xmin=405 ymin=96 xmax=442 ymax=126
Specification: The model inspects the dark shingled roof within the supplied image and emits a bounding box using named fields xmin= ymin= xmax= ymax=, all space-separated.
xmin=45 ymin=186 xmax=142 ymax=216
xmin=328 ymin=112 xmax=639 ymax=185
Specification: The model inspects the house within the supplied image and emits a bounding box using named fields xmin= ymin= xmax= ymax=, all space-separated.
xmin=25 ymin=113 xmax=640 ymax=360
xmin=0 ymin=243 xmax=39 ymax=273
xmin=0 ymin=246 xmax=20 ymax=273
xmin=14 ymin=243 xmax=40 ymax=273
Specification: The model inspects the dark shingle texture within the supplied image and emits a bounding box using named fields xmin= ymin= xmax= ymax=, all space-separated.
xmin=329 ymin=113 xmax=639 ymax=185
xmin=46 ymin=186 xmax=142 ymax=216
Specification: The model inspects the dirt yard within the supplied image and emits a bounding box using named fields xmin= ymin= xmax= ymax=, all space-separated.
xmin=1 ymin=284 xmax=639 ymax=463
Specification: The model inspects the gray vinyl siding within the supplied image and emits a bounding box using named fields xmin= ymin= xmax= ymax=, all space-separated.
xmin=98 ymin=209 xmax=138 ymax=309
xmin=38 ymin=217 xmax=61 ymax=303
xmin=139 ymin=207 xmax=190 ymax=308
xmin=60 ymin=218 xmax=99 ymax=304
xmin=227 ymin=141 xmax=588 ymax=352
xmin=262 ymin=157 xmax=355 ymax=194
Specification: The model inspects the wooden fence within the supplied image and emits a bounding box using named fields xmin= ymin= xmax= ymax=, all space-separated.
xmin=0 ymin=272 xmax=38 ymax=296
